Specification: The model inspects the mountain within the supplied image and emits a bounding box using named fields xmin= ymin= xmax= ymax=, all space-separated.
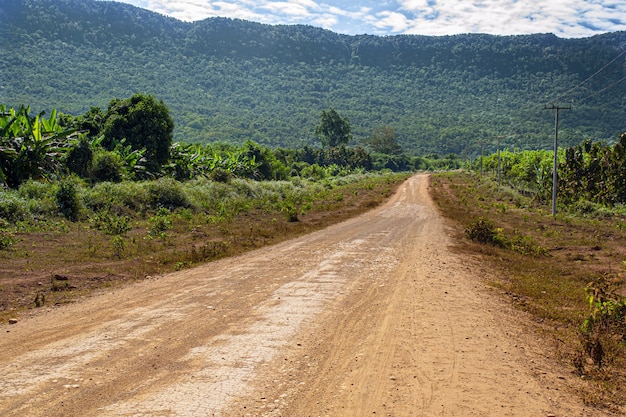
xmin=1 ymin=0 xmax=625 ymax=156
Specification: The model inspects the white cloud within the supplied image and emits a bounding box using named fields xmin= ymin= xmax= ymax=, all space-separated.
xmin=372 ymin=11 xmax=411 ymax=33
xmin=104 ymin=0 xmax=626 ymax=37
xmin=261 ymin=2 xmax=312 ymax=19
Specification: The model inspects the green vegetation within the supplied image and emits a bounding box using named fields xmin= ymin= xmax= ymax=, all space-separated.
xmin=0 ymin=170 xmax=409 ymax=316
xmin=315 ymin=108 xmax=352 ymax=148
xmin=0 ymin=105 xmax=77 ymax=188
xmin=1 ymin=0 xmax=624 ymax=155
xmin=475 ymin=133 xmax=626 ymax=212
xmin=1 ymin=102 xmax=458 ymax=192
xmin=100 ymin=93 xmax=174 ymax=174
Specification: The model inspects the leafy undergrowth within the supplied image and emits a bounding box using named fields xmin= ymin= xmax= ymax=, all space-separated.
xmin=0 ymin=173 xmax=409 ymax=321
xmin=430 ymin=171 xmax=626 ymax=411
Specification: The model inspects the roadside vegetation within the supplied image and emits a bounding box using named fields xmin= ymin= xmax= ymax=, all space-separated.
xmin=0 ymin=171 xmax=410 ymax=317
xmin=431 ymin=154 xmax=626 ymax=410
xmin=0 ymin=101 xmax=416 ymax=320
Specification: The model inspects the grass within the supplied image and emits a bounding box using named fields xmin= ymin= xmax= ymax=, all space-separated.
xmin=430 ymin=171 xmax=626 ymax=411
xmin=0 ymin=172 xmax=409 ymax=320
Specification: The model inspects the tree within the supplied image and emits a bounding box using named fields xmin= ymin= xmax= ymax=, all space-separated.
xmin=77 ymin=106 xmax=105 ymax=137
xmin=64 ymin=136 xmax=93 ymax=179
xmin=102 ymin=94 xmax=174 ymax=173
xmin=314 ymin=108 xmax=352 ymax=148
xmin=367 ymin=125 xmax=403 ymax=155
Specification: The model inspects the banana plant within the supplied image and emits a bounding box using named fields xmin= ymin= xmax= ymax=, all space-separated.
xmin=0 ymin=105 xmax=77 ymax=188
xmin=165 ymin=142 xmax=211 ymax=180
xmin=113 ymin=138 xmax=149 ymax=179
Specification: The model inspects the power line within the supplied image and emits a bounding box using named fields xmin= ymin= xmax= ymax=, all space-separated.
xmin=576 ymin=75 xmax=626 ymax=104
xmin=554 ymin=48 xmax=626 ymax=103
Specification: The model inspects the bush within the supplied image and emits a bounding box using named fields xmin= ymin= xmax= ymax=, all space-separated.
xmin=90 ymin=210 xmax=133 ymax=235
xmin=17 ymin=181 xmax=58 ymax=217
xmin=84 ymin=181 xmax=148 ymax=212
xmin=91 ymin=150 xmax=125 ymax=183
xmin=146 ymin=177 xmax=189 ymax=209
xmin=0 ymin=191 xmax=31 ymax=222
xmin=209 ymin=168 xmax=233 ymax=183
xmin=56 ymin=177 xmax=83 ymax=221
xmin=18 ymin=180 xmax=54 ymax=200
xmin=65 ymin=137 xmax=93 ymax=178
xmin=465 ymin=217 xmax=506 ymax=246
xmin=147 ymin=207 xmax=173 ymax=239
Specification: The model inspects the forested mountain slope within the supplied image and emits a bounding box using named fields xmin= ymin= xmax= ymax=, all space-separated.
xmin=1 ymin=0 xmax=625 ymax=155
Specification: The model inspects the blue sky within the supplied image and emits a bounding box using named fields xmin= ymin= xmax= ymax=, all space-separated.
xmin=108 ymin=0 xmax=626 ymax=37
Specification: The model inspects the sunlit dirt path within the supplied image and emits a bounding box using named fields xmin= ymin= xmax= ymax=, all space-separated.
xmin=0 ymin=174 xmax=608 ymax=416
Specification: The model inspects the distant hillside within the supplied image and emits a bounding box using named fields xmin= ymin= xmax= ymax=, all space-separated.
xmin=1 ymin=0 xmax=625 ymax=155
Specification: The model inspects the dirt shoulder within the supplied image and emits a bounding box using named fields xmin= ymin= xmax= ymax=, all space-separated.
xmin=0 ymin=174 xmax=616 ymax=416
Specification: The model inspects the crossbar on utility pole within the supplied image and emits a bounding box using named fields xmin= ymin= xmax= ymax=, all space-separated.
xmin=544 ymin=104 xmax=571 ymax=216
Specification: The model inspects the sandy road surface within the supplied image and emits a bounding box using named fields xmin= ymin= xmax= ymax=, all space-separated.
xmin=0 ymin=174 xmax=606 ymax=416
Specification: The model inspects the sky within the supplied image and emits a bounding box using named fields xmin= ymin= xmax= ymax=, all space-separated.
xmin=106 ymin=0 xmax=626 ymax=38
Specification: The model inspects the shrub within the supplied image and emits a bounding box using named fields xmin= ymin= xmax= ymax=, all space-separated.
xmin=18 ymin=180 xmax=57 ymax=216
xmin=56 ymin=177 xmax=83 ymax=221
xmin=65 ymin=137 xmax=93 ymax=178
xmin=465 ymin=217 xmax=506 ymax=246
xmin=147 ymin=207 xmax=173 ymax=239
xmin=90 ymin=210 xmax=133 ymax=235
xmin=91 ymin=150 xmax=125 ymax=183
xmin=146 ymin=178 xmax=189 ymax=209
xmin=0 ymin=192 xmax=30 ymax=222
xmin=209 ymin=168 xmax=233 ymax=183
xmin=84 ymin=181 xmax=148 ymax=212
xmin=18 ymin=180 xmax=54 ymax=200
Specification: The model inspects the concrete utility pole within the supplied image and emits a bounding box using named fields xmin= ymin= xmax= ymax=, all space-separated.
xmin=478 ymin=140 xmax=485 ymax=176
xmin=494 ymin=135 xmax=509 ymax=187
xmin=544 ymin=104 xmax=571 ymax=216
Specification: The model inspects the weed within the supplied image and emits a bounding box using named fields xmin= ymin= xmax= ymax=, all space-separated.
xmin=33 ymin=292 xmax=45 ymax=307
xmin=580 ymin=274 xmax=626 ymax=368
xmin=0 ymin=229 xmax=15 ymax=250
xmin=174 ymin=261 xmax=191 ymax=271
xmin=509 ymin=232 xmax=548 ymax=257
xmin=147 ymin=207 xmax=173 ymax=240
xmin=86 ymin=233 xmax=97 ymax=256
xmin=90 ymin=210 xmax=133 ymax=236
xmin=111 ymin=235 xmax=126 ymax=258
xmin=493 ymin=202 xmax=507 ymax=213
xmin=177 ymin=208 xmax=194 ymax=222
xmin=189 ymin=240 xmax=229 ymax=262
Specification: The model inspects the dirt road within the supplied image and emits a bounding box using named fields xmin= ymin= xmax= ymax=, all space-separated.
xmin=0 ymin=174 xmax=605 ymax=416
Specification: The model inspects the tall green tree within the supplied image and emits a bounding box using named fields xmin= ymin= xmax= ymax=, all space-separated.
xmin=102 ymin=93 xmax=174 ymax=173
xmin=367 ymin=126 xmax=403 ymax=155
xmin=314 ymin=108 xmax=352 ymax=148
